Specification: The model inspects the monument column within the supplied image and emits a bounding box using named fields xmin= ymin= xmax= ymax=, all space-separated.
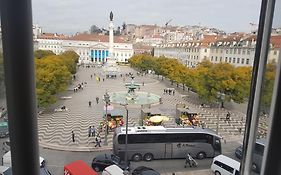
xmin=108 ymin=11 xmax=114 ymax=63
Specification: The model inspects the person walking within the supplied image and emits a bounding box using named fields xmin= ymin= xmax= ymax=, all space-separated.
xmin=173 ymin=90 xmax=175 ymax=96
xmin=226 ymin=112 xmax=231 ymax=122
xmin=91 ymin=74 xmax=93 ymax=79
xmin=96 ymin=97 xmax=99 ymax=104
xmin=95 ymin=135 xmax=101 ymax=147
xmin=72 ymin=131 xmax=75 ymax=142
xmin=88 ymin=101 xmax=92 ymax=107
xmin=88 ymin=126 xmax=92 ymax=137
xmin=91 ymin=126 xmax=96 ymax=137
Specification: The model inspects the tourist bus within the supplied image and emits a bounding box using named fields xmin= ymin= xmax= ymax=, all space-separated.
xmin=113 ymin=126 xmax=222 ymax=161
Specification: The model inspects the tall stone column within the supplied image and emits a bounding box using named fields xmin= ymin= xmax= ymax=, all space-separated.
xmin=108 ymin=11 xmax=115 ymax=63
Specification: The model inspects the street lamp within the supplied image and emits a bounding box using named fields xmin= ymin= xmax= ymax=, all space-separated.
xmin=120 ymin=103 xmax=129 ymax=168
xmin=103 ymin=92 xmax=110 ymax=146
xmin=216 ymin=91 xmax=225 ymax=134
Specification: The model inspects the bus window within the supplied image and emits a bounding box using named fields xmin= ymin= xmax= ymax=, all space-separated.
xmin=214 ymin=138 xmax=221 ymax=152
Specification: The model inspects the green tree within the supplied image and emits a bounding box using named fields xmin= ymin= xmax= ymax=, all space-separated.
xmin=261 ymin=61 xmax=276 ymax=112
xmin=34 ymin=50 xmax=55 ymax=59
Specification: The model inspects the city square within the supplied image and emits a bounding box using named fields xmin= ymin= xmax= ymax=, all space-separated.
xmin=37 ymin=65 xmax=246 ymax=151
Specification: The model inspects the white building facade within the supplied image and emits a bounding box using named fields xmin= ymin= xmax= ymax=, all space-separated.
xmin=35 ymin=33 xmax=134 ymax=64
xmin=154 ymin=34 xmax=280 ymax=67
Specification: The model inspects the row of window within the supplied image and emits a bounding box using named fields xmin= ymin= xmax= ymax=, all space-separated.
xmin=211 ymin=56 xmax=250 ymax=65
xmin=40 ymin=45 xmax=62 ymax=49
xmin=113 ymin=53 xmax=132 ymax=57
xmin=211 ymin=48 xmax=252 ymax=55
xmin=40 ymin=41 xmax=61 ymax=45
xmin=77 ymin=52 xmax=132 ymax=58
xmin=117 ymin=133 xmax=214 ymax=144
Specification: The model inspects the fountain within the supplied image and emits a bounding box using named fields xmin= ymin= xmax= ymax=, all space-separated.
xmin=109 ymin=75 xmax=160 ymax=105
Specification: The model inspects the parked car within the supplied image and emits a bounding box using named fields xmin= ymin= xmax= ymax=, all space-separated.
xmin=211 ymin=155 xmax=240 ymax=175
xmin=0 ymin=166 xmax=51 ymax=175
xmin=132 ymin=166 xmax=160 ymax=175
xmin=91 ymin=154 xmax=129 ymax=172
xmin=2 ymin=151 xmax=46 ymax=168
xmin=102 ymin=165 xmax=124 ymax=175
xmin=235 ymin=145 xmax=243 ymax=160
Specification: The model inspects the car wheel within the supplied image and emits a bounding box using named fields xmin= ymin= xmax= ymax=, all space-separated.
xmin=93 ymin=166 xmax=100 ymax=172
xmin=143 ymin=153 xmax=153 ymax=161
xmin=132 ymin=153 xmax=142 ymax=162
xmin=196 ymin=152 xmax=206 ymax=159
xmin=215 ymin=171 xmax=221 ymax=175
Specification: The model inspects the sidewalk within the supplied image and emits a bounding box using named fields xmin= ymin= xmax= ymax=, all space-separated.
xmin=39 ymin=141 xmax=112 ymax=152
xmin=161 ymin=169 xmax=213 ymax=175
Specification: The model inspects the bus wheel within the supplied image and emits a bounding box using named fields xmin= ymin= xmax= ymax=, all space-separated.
xmin=143 ymin=153 xmax=153 ymax=161
xmin=132 ymin=153 xmax=142 ymax=162
xmin=196 ymin=152 xmax=206 ymax=159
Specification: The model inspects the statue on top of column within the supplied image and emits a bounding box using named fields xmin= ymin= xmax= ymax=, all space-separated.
xmin=110 ymin=11 xmax=113 ymax=21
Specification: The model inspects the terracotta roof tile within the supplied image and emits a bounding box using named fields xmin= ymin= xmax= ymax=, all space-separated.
xmin=66 ymin=33 xmax=128 ymax=43
xmin=270 ymin=35 xmax=281 ymax=49
xmin=38 ymin=33 xmax=68 ymax=40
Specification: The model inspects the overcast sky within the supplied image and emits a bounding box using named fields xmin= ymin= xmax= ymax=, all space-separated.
xmin=32 ymin=0 xmax=263 ymax=34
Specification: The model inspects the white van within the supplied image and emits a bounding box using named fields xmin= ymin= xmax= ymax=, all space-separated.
xmin=102 ymin=165 xmax=124 ymax=175
xmin=211 ymin=155 xmax=240 ymax=175
xmin=2 ymin=151 xmax=45 ymax=167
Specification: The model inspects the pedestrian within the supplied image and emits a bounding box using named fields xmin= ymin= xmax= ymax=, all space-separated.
xmin=103 ymin=78 xmax=105 ymax=82
xmin=173 ymin=90 xmax=175 ymax=96
xmin=88 ymin=101 xmax=92 ymax=107
xmin=142 ymin=82 xmax=144 ymax=86
xmin=95 ymin=135 xmax=101 ymax=147
xmin=96 ymin=97 xmax=99 ymax=104
xmin=238 ymin=128 xmax=242 ymax=134
xmin=72 ymin=131 xmax=75 ymax=142
xmin=88 ymin=126 xmax=92 ymax=137
xmin=91 ymin=126 xmax=96 ymax=137
xmin=185 ymin=153 xmax=192 ymax=167
xmin=226 ymin=112 xmax=231 ymax=122
xmin=91 ymin=74 xmax=93 ymax=79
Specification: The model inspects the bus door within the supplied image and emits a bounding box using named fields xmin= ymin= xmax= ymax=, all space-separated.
xmin=164 ymin=143 xmax=173 ymax=158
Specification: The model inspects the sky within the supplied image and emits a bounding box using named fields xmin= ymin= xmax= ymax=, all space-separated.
xmin=32 ymin=0 xmax=263 ymax=35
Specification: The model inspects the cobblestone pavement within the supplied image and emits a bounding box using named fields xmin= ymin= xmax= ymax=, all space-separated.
xmin=38 ymin=65 xmax=259 ymax=151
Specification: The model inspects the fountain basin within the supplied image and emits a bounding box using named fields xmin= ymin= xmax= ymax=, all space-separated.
xmin=109 ymin=91 xmax=160 ymax=105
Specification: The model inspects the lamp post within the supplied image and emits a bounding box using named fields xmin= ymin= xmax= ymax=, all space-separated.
xmin=103 ymin=92 xmax=110 ymax=146
xmin=216 ymin=92 xmax=225 ymax=134
xmin=120 ymin=103 xmax=129 ymax=168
